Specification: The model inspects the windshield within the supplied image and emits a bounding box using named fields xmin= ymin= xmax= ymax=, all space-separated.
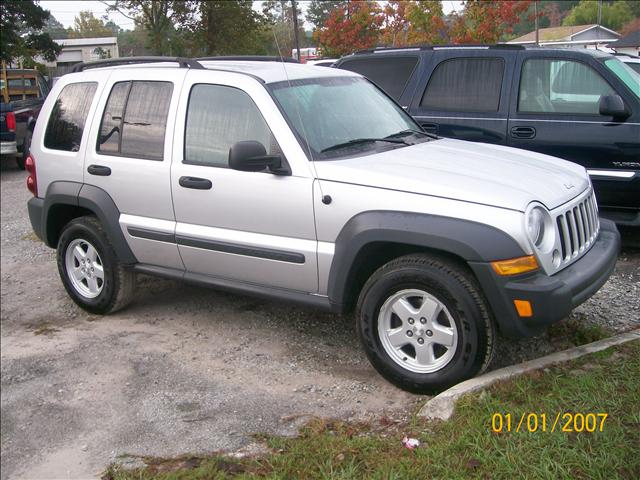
xmin=268 ymin=76 xmax=429 ymax=160
xmin=604 ymin=58 xmax=640 ymax=99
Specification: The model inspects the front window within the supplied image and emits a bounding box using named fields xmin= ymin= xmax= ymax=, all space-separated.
xmin=604 ymin=58 xmax=640 ymax=99
xmin=268 ymin=76 xmax=429 ymax=160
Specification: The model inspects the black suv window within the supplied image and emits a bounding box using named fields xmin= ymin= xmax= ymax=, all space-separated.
xmin=518 ymin=59 xmax=615 ymax=115
xmin=44 ymin=82 xmax=98 ymax=152
xmin=184 ymin=84 xmax=277 ymax=168
xmin=338 ymin=56 xmax=418 ymax=101
xmin=421 ymin=58 xmax=505 ymax=112
xmin=97 ymin=81 xmax=173 ymax=160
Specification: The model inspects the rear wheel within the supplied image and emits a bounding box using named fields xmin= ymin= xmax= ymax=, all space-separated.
xmin=356 ymin=254 xmax=495 ymax=394
xmin=57 ymin=216 xmax=136 ymax=314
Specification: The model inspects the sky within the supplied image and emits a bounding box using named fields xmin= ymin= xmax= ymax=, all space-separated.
xmin=40 ymin=1 xmax=465 ymax=31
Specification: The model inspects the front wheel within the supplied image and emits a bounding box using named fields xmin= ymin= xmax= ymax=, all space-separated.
xmin=356 ymin=254 xmax=495 ymax=394
xmin=57 ymin=216 xmax=136 ymax=314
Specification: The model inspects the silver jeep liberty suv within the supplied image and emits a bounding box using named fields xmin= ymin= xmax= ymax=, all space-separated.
xmin=26 ymin=57 xmax=620 ymax=393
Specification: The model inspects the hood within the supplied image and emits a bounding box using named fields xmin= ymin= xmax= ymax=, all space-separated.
xmin=313 ymin=138 xmax=589 ymax=211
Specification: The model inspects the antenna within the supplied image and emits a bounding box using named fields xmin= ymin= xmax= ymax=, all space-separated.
xmin=271 ymin=10 xmax=327 ymax=202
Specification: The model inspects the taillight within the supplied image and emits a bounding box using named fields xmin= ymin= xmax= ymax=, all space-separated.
xmin=26 ymin=154 xmax=37 ymax=197
xmin=6 ymin=112 xmax=16 ymax=132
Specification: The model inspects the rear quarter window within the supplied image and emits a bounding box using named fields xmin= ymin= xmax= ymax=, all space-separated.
xmin=44 ymin=82 xmax=98 ymax=152
xmin=338 ymin=56 xmax=419 ymax=101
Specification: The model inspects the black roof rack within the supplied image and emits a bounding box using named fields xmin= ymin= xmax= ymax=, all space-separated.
xmin=71 ymin=56 xmax=203 ymax=72
xmin=353 ymin=44 xmax=525 ymax=54
xmin=197 ymin=55 xmax=299 ymax=63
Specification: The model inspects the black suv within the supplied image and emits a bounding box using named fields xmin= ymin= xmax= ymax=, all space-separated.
xmin=335 ymin=46 xmax=640 ymax=226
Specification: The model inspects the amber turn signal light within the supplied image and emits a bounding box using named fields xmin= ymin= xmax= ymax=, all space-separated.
xmin=491 ymin=255 xmax=539 ymax=276
xmin=513 ymin=300 xmax=533 ymax=317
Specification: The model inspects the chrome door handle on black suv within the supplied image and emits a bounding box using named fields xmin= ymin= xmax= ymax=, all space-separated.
xmin=510 ymin=126 xmax=536 ymax=139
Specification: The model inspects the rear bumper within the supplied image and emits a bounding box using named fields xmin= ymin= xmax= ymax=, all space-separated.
xmin=470 ymin=218 xmax=620 ymax=338
xmin=1 ymin=141 xmax=17 ymax=155
xmin=28 ymin=197 xmax=45 ymax=243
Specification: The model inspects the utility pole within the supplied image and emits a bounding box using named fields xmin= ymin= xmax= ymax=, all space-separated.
xmin=534 ymin=0 xmax=539 ymax=46
xmin=597 ymin=0 xmax=602 ymax=26
xmin=291 ymin=0 xmax=301 ymax=62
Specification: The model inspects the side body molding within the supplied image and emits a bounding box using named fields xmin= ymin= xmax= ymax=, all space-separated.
xmin=326 ymin=211 xmax=526 ymax=309
xmin=41 ymin=181 xmax=137 ymax=264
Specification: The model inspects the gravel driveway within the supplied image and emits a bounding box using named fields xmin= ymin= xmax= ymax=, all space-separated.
xmin=1 ymin=160 xmax=638 ymax=479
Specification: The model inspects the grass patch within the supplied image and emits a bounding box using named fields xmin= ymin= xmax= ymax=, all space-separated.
xmin=547 ymin=316 xmax=610 ymax=345
xmin=103 ymin=341 xmax=640 ymax=480
xmin=21 ymin=231 xmax=39 ymax=242
xmin=27 ymin=323 xmax=60 ymax=336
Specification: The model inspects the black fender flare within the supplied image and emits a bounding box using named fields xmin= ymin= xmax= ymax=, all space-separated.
xmin=326 ymin=210 xmax=526 ymax=308
xmin=41 ymin=181 xmax=137 ymax=264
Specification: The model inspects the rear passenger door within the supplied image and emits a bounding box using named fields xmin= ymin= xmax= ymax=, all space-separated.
xmin=84 ymin=69 xmax=187 ymax=270
xmin=409 ymin=50 xmax=513 ymax=144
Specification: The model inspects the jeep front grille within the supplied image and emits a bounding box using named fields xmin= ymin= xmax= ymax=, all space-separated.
xmin=555 ymin=191 xmax=599 ymax=264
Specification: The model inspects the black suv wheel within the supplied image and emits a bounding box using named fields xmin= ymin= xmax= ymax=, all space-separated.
xmin=356 ymin=254 xmax=495 ymax=394
xmin=57 ymin=216 xmax=136 ymax=314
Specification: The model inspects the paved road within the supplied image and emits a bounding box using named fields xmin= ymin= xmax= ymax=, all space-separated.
xmin=1 ymin=160 xmax=638 ymax=479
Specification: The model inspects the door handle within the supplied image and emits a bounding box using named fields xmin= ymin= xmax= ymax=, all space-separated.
xmin=87 ymin=164 xmax=111 ymax=176
xmin=179 ymin=176 xmax=212 ymax=190
xmin=510 ymin=126 xmax=536 ymax=139
xmin=420 ymin=123 xmax=439 ymax=135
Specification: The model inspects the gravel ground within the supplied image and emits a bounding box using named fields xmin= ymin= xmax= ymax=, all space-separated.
xmin=1 ymin=160 xmax=638 ymax=479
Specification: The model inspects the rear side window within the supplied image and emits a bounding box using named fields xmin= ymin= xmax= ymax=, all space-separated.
xmin=44 ymin=82 xmax=97 ymax=152
xmin=338 ymin=56 xmax=418 ymax=101
xmin=184 ymin=84 xmax=277 ymax=168
xmin=421 ymin=58 xmax=505 ymax=112
xmin=97 ymin=81 xmax=173 ymax=160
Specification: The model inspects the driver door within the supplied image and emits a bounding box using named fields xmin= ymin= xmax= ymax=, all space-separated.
xmin=170 ymin=69 xmax=319 ymax=293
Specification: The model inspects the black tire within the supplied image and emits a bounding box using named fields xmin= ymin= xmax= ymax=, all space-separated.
xmin=356 ymin=253 xmax=495 ymax=394
xmin=16 ymin=129 xmax=32 ymax=170
xmin=57 ymin=216 xmax=136 ymax=314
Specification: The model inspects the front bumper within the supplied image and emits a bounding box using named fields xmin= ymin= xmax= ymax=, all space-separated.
xmin=1 ymin=141 xmax=17 ymax=155
xmin=469 ymin=218 xmax=620 ymax=338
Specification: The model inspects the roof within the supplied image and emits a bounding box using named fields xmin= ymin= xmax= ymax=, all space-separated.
xmin=607 ymin=30 xmax=640 ymax=48
xmin=509 ymin=24 xmax=619 ymax=44
xmin=74 ymin=59 xmax=360 ymax=84
xmin=198 ymin=60 xmax=359 ymax=83
xmin=55 ymin=37 xmax=117 ymax=47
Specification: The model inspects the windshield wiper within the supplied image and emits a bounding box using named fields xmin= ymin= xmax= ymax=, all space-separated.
xmin=385 ymin=129 xmax=437 ymax=140
xmin=320 ymin=137 xmax=407 ymax=153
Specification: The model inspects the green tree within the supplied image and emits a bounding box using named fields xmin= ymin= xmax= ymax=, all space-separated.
xmin=104 ymin=1 xmax=194 ymax=55
xmin=262 ymin=0 xmax=308 ymax=56
xmin=406 ymin=0 xmax=447 ymax=45
xmin=184 ymin=1 xmax=269 ymax=56
xmin=0 ymin=0 xmax=61 ymax=63
xmin=69 ymin=11 xmax=114 ymax=38
xmin=563 ymin=0 xmax=633 ymax=31
xmin=42 ymin=14 xmax=69 ymax=40
xmin=305 ymin=0 xmax=346 ymax=30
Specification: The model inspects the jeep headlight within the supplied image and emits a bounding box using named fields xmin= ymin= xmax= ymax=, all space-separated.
xmin=525 ymin=204 xmax=554 ymax=251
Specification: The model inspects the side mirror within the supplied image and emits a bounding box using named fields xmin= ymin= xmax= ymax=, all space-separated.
xmin=228 ymin=141 xmax=290 ymax=176
xmin=599 ymin=94 xmax=629 ymax=118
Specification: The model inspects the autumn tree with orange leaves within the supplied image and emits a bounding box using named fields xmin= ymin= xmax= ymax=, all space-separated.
xmin=450 ymin=0 xmax=533 ymax=44
xmin=316 ymin=0 xmax=383 ymax=57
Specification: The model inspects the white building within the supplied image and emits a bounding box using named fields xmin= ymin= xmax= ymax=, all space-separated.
xmin=508 ymin=24 xmax=620 ymax=50
xmin=42 ymin=37 xmax=119 ymax=75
